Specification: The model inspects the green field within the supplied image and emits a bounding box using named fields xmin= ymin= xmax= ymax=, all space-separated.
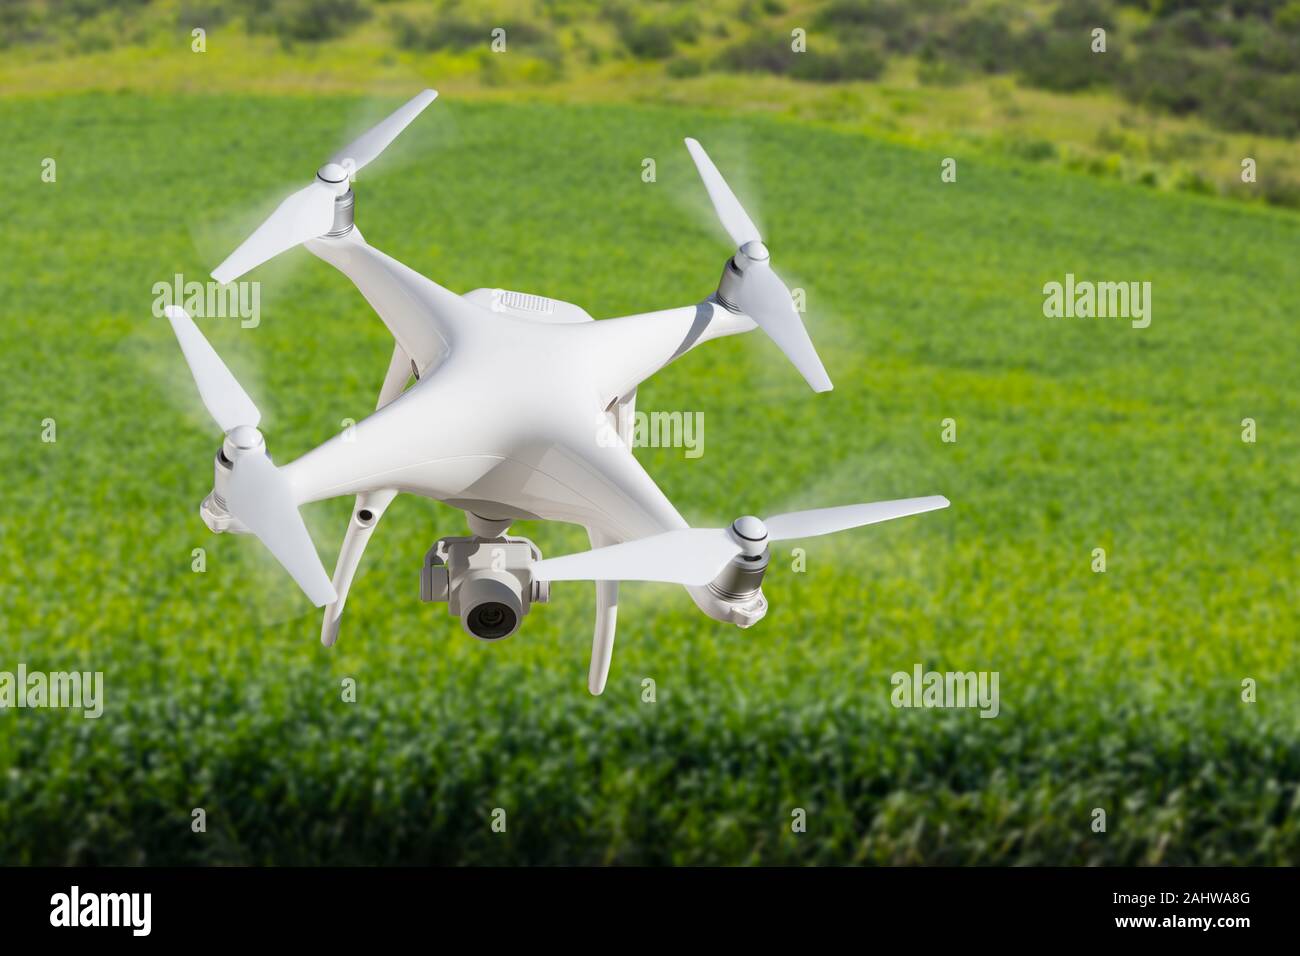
xmin=1 ymin=90 xmax=1298 ymax=864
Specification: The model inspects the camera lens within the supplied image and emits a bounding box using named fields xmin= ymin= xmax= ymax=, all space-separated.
xmin=456 ymin=571 xmax=525 ymax=641
xmin=466 ymin=601 xmax=516 ymax=640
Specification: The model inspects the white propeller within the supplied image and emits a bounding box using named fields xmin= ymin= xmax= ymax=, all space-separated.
xmin=684 ymin=138 xmax=762 ymax=248
xmin=328 ymin=89 xmax=439 ymax=173
xmin=684 ymin=137 xmax=832 ymax=393
xmin=211 ymin=180 xmax=338 ymax=287
xmin=532 ymin=496 xmax=950 ymax=586
xmin=164 ymin=306 xmax=337 ymax=607
xmin=212 ymin=89 xmax=438 ymax=285
xmin=166 ymin=304 xmax=261 ymax=431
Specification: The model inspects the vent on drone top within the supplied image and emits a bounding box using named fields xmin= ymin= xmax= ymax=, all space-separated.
xmin=498 ymin=290 xmax=554 ymax=315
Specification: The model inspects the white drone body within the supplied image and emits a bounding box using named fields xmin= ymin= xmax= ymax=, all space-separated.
xmin=167 ymin=90 xmax=949 ymax=695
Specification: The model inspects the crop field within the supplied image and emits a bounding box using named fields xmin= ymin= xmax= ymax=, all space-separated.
xmin=1 ymin=90 xmax=1298 ymax=864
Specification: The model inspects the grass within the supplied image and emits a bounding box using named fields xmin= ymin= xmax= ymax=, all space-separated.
xmin=0 ymin=90 xmax=1298 ymax=864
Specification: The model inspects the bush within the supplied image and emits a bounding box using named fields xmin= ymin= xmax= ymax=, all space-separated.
xmin=716 ymin=32 xmax=886 ymax=83
xmin=1258 ymin=173 xmax=1300 ymax=207
xmin=1142 ymin=8 xmax=1228 ymax=51
xmin=48 ymin=0 xmax=153 ymax=17
xmin=667 ymin=57 xmax=704 ymax=78
xmin=817 ymin=0 xmax=925 ymax=52
xmin=1004 ymin=137 xmax=1059 ymax=163
xmin=1018 ymin=28 xmax=1109 ymax=92
xmin=2 ymin=0 xmax=156 ymax=49
xmin=389 ymin=12 xmax=553 ymax=56
xmin=939 ymin=9 xmax=1022 ymax=73
xmin=1 ymin=1 xmax=51 ymax=48
xmin=1233 ymin=20 xmax=1300 ymax=73
xmin=617 ymin=19 xmax=676 ymax=59
xmin=716 ymin=34 xmax=800 ymax=75
xmin=604 ymin=5 xmax=701 ymax=61
xmin=249 ymin=0 xmax=372 ymax=44
xmin=1205 ymin=70 xmax=1300 ymax=137
xmin=175 ymin=2 xmax=231 ymax=33
xmin=1171 ymin=165 xmax=1216 ymax=196
xmin=390 ymin=14 xmax=490 ymax=52
xmin=793 ymin=42 xmax=887 ymax=82
xmin=1050 ymin=0 xmax=1116 ymax=32
xmin=917 ymin=55 xmax=966 ymax=86
xmin=1279 ymin=1 xmax=1300 ymax=33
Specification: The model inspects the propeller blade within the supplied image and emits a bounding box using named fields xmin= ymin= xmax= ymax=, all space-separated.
xmin=329 ymin=89 xmax=438 ymax=175
xmin=535 ymin=498 xmax=949 ymax=589
xmin=735 ymin=260 xmax=833 ymax=393
xmin=227 ymin=453 xmax=337 ymax=607
xmin=684 ymin=137 xmax=762 ymax=248
xmin=764 ymin=496 xmax=950 ymax=541
xmin=164 ymin=306 xmax=260 ymax=432
xmin=531 ymin=528 xmax=740 ymax=586
xmin=211 ymin=180 xmax=336 ymax=285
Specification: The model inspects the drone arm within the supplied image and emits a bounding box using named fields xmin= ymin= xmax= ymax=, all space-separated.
xmin=583 ymin=300 xmax=757 ymax=401
xmin=546 ymin=424 xmax=732 ymax=630
xmin=305 ymin=228 xmax=479 ymax=375
xmin=375 ymin=339 xmax=416 ymax=404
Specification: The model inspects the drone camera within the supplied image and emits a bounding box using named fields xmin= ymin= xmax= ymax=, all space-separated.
xmin=421 ymin=535 xmax=548 ymax=640
xmin=458 ymin=572 xmax=522 ymax=639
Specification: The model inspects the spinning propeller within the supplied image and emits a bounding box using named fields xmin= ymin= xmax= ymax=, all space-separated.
xmin=685 ymin=138 xmax=833 ymax=393
xmin=164 ymin=305 xmax=337 ymax=606
xmin=531 ymin=496 xmax=950 ymax=586
xmin=211 ymin=89 xmax=438 ymax=285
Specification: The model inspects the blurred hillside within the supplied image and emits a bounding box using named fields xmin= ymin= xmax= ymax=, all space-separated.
xmin=3 ymin=1 xmax=1299 ymax=206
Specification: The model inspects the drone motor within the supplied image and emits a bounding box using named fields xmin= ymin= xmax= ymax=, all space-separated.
xmin=706 ymin=516 xmax=772 ymax=602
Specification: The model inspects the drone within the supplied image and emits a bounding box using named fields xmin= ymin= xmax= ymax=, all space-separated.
xmin=166 ymin=90 xmax=949 ymax=694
